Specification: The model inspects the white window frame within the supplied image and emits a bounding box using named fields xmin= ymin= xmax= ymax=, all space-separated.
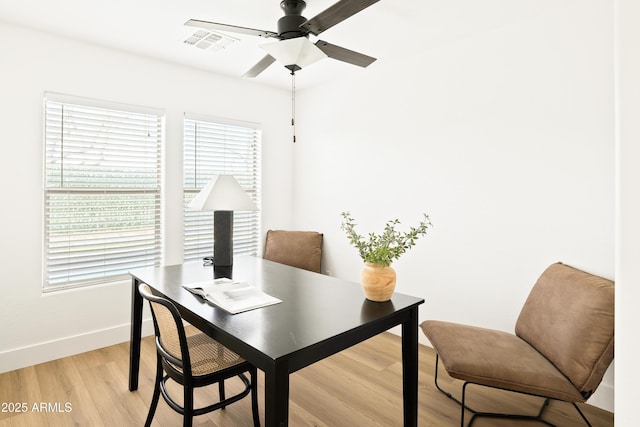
xmin=43 ymin=93 xmax=163 ymax=291
xmin=183 ymin=113 xmax=262 ymax=263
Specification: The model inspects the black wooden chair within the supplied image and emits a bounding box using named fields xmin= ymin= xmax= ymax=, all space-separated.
xmin=139 ymin=284 xmax=260 ymax=427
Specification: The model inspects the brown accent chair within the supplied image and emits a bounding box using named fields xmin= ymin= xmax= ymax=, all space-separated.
xmin=421 ymin=262 xmax=614 ymax=427
xmin=139 ymin=284 xmax=260 ymax=427
xmin=263 ymin=230 xmax=323 ymax=273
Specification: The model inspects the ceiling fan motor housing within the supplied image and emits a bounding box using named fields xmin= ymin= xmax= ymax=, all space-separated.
xmin=186 ymin=0 xmax=380 ymax=78
xmin=278 ymin=0 xmax=309 ymax=39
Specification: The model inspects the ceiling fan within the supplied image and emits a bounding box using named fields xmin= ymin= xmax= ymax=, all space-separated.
xmin=185 ymin=0 xmax=380 ymax=77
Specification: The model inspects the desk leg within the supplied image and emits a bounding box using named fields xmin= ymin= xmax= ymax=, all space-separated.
xmin=401 ymin=307 xmax=419 ymax=427
xmin=264 ymin=362 xmax=289 ymax=427
xmin=129 ymin=277 xmax=143 ymax=391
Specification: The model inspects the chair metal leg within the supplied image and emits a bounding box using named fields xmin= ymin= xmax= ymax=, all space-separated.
xmin=432 ymin=353 xmax=592 ymax=427
xmin=461 ymin=382 xmax=553 ymax=427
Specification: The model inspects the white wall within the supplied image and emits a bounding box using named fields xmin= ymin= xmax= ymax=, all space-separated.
xmin=0 ymin=22 xmax=294 ymax=371
xmin=293 ymin=1 xmax=614 ymax=411
xmin=0 ymin=0 xmax=625 ymax=414
xmin=614 ymin=0 xmax=640 ymax=423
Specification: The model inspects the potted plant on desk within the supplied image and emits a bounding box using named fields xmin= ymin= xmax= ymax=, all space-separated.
xmin=340 ymin=211 xmax=432 ymax=302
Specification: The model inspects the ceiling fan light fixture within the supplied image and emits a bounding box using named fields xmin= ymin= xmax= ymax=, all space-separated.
xmin=260 ymin=37 xmax=327 ymax=71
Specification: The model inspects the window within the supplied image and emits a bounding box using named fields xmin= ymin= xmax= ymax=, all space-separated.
xmin=44 ymin=93 xmax=163 ymax=291
xmin=183 ymin=114 xmax=261 ymax=262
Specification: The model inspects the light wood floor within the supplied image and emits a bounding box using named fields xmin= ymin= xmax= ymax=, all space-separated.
xmin=0 ymin=328 xmax=613 ymax=426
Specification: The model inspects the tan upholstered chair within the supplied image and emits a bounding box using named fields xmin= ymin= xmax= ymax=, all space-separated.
xmin=421 ymin=263 xmax=614 ymax=427
xmin=263 ymin=230 xmax=323 ymax=273
xmin=139 ymin=284 xmax=260 ymax=427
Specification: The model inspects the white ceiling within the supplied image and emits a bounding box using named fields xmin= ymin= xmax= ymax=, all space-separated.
xmin=0 ymin=0 xmax=568 ymax=90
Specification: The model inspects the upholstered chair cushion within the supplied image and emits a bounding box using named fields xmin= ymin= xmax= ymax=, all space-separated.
xmin=515 ymin=262 xmax=614 ymax=397
xmin=421 ymin=320 xmax=587 ymax=401
xmin=263 ymin=230 xmax=323 ymax=273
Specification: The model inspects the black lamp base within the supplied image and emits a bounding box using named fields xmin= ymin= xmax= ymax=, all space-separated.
xmin=213 ymin=265 xmax=233 ymax=279
xmin=214 ymin=210 xmax=234 ymax=268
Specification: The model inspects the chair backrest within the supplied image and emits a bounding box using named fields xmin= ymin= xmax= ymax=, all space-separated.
xmin=139 ymin=284 xmax=190 ymax=371
xmin=515 ymin=263 xmax=614 ymax=398
xmin=263 ymin=230 xmax=323 ymax=273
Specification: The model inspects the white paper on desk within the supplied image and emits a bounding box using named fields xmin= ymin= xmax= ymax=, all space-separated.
xmin=182 ymin=278 xmax=281 ymax=314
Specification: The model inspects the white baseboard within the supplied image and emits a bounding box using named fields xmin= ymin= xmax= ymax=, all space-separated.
xmin=0 ymin=319 xmax=155 ymax=374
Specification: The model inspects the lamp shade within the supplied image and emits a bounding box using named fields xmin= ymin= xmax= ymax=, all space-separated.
xmin=189 ymin=175 xmax=258 ymax=211
xmin=260 ymin=37 xmax=327 ymax=70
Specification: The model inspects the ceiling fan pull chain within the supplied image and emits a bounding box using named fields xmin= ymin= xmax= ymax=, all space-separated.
xmin=291 ymin=70 xmax=296 ymax=143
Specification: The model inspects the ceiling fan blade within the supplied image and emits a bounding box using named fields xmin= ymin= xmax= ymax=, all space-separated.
xmin=243 ymin=54 xmax=277 ymax=78
xmin=185 ymin=19 xmax=279 ymax=39
xmin=314 ymin=40 xmax=376 ymax=68
xmin=300 ymin=0 xmax=380 ymax=36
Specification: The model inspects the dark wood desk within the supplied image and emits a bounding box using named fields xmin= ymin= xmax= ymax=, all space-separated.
xmin=129 ymin=256 xmax=424 ymax=426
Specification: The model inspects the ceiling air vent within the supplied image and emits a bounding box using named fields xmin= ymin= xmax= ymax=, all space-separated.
xmin=184 ymin=29 xmax=238 ymax=51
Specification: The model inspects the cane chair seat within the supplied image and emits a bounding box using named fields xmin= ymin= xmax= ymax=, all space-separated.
xmin=181 ymin=333 xmax=245 ymax=376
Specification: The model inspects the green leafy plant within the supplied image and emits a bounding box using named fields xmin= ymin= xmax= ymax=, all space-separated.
xmin=340 ymin=211 xmax=432 ymax=267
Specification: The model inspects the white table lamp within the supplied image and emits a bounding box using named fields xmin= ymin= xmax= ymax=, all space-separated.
xmin=188 ymin=175 xmax=258 ymax=268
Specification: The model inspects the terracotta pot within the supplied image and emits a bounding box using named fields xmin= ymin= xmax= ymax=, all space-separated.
xmin=360 ymin=263 xmax=396 ymax=302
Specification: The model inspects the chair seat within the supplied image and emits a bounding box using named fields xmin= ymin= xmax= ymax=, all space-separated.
xmin=421 ymin=320 xmax=585 ymax=402
xmin=174 ymin=333 xmax=246 ymax=377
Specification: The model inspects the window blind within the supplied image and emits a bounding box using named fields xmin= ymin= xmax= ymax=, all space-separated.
xmin=44 ymin=94 xmax=163 ymax=291
xmin=183 ymin=115 xmax=261 ymax=262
